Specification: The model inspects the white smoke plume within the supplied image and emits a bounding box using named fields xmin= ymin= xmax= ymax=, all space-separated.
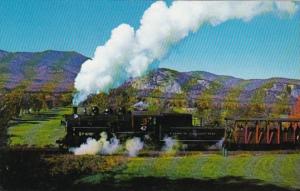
xmin=70 ymin=137 xmax=100 ymax=155
xmin=209 ymin=138 xmax=225 ymax=150
xmin=73 ymin=1 xmax=297 ymax=105
xmin=99 ymin=132 xmax=120 ymax=155
xmin=125 ymin=137 xmax=144 ymax=157
xmin=70 ymin=132 xmax=120 ymax=155
xmin=162 ymin=136 xmax=179 ymax=154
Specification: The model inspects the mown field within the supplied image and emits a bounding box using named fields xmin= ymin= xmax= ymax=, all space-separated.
xmin=1 ymin=150 xmax=300 ymax=191
xmin=7 ymin=107 xmax=71 ymax=147
xmin=118 ymin=154 xmax=300 ymax=190
xmin=2 ymin=108 xmax=300 ymax=191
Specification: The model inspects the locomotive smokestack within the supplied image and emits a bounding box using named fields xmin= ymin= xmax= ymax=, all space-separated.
xmin=73 ymin=106 xmax=78 ymax=115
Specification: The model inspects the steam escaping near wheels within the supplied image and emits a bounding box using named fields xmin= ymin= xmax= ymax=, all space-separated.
xmin=69 ymin=132 xmax=146 ymax=157
xmin=208 ymin=138 xmax=225 ymax=150
xmin=69 ymin=138 xmax=101 ymax=155
xmin=69 ymin=134 xmax=185 ymax=157
xmin=125 ymin=137 xmax=144 ymax=157
xmin=69 ymin=132 xmax=120 ymax=155
xmin=162 ymin=136 xmax=180 ymax=154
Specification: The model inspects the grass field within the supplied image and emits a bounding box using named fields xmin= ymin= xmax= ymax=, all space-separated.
xmin=77 ymin=153 xmax=300 ymax=190
xmin=1 ymin=150 xmax=300 ymax=191
xmin=3 ymin=107 xmax=300 ymax=190
xmin=7 ymin=107 xmax=71 ymax=147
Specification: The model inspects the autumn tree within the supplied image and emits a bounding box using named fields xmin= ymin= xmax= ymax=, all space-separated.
xmin=220 ymin=81 xmax=250 ymax=122
xmin=30 ymin=93 xmax=47 ymax=113
xmin=196 ymin=94 xmax=213 ymax=125
xmin=3 ymin=88 xmax=24 ymax=118
xmin=271 ymin=92 xmax=291 ymax=118
xmin=290 ymin=95 xmax=300 ymax=118
xmin=0 ymin=88 xmax=26 ymax=147
xmin=89 ymin=92 xmax=109 ymax=111
xmin=196 ymin=81 xmax=223 ymax=126
xmin=247 ymin=81 xmax=275 ymax=118
xmin=59 ymin=93 xmax=73 ymax=106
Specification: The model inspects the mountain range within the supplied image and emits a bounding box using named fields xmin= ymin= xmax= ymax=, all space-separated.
xmin=0 ymin=50 xmax=88 ymax=92
xmin=0 ymin=50 xmax=300 ymax=107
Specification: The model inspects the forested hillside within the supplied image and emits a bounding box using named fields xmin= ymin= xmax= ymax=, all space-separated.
xmin=0 ymin=50 xmax=88 ymax=93
xmin=0 ymin=50 xmax=299 ymax=133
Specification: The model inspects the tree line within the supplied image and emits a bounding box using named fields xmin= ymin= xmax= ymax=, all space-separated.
xmin=0 ymin=86 xmax=73 ymax=147
xmin=85 ymin=86 xmax=294 ymax=127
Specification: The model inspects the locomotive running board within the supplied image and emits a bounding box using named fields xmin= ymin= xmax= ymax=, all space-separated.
xmin=116 ymin=131 xmax=141 ymax=134
xmin=159 ymin=139 xmax=222 ymax=142
xmin=73 ymin=127 xmax=110 ymax=129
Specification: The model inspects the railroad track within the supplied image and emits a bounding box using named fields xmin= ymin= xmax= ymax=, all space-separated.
xmin=0 ymin=147 xmax=65 ymax=155
xmin=1 ymin=147 xmax=300 ymax=157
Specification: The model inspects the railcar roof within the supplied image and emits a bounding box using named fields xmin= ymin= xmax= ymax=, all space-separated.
xmin=131 ymin=111 xmax=161 ymax=116
xmin=131 ymin=111 xmax=192 ymax=116
xmin=225 ymin=117 xmax=300 ymax=122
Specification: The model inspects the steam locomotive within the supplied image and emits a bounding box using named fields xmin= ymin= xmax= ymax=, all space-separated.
xmin=57 ymin=106 xmax=300 ymax=150
xmin=57 ymin=106 xmax=225 ymax=148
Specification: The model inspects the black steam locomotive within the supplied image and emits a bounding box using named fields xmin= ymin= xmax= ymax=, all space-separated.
xmin=57 ymin=106 xmax=225 ymax=148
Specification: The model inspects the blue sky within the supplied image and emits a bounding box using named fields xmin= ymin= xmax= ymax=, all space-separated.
xmin=0 ymin=0 xmax=299 ymax=79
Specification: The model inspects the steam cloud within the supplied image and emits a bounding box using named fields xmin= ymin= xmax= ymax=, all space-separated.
xmin=70 ymin=132 xmax=120 ymax=155
xmin=70 ymin=133 xmax=145 ymax=157
xmin=125 ymin=137 xmax=144 ymax=157
xmin=162 ymin=136 xmax=179 ymax=154
xmin=209 ymin=138 xmax=225 ymax=150
xmin=73 ymin=1 xmax=297 ymax=105
xmin=70 ymin=138 xmax=100 ymax=155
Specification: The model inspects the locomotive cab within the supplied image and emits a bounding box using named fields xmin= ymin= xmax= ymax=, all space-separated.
xmin=159 ymin=113 xmax=225 ymax=144
xmin=114 ymin=111 xmax=161 ymax=143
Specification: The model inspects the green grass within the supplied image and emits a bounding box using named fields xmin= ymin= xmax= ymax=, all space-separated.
xmin=4 ymin=104 xmax=300 ymax=189
xmin=82 ymin=153 xmax=300 ymax=189
xmin=7 ymin=107 xmax=71 ymax=147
